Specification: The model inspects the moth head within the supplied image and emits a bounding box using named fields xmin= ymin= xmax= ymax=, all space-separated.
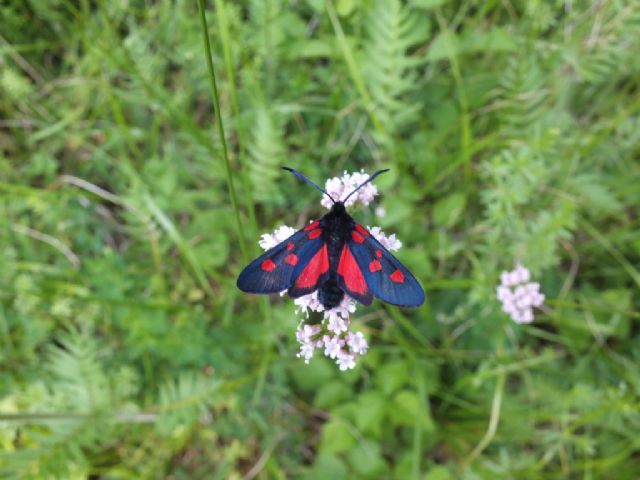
xmin=281 ymin=167 xmax=389 ymax=206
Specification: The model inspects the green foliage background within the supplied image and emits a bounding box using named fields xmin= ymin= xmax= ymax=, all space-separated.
xmin=1 ymin=0 xmax=640 ymax=478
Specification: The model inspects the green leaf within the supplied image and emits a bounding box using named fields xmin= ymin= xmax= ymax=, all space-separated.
xmin=374 ymin=360 xmax=409 ymax=395
xmin=347 ymin=440 xmax=387 ymax=477
xmin=289 ymin=357 xmax=335 ymax=391
xmin=388 ymin=390 xmax=436 ymax=433
xmin=426 ymin=31 xmax=459 ymax=62
xmin=320 ymin=419 xmax=355 ymax=454
xmin=289 ymin=38 xmax=335 ymax=59
xmin=426 ymin=465 xmax=455 ymax=479
xmin=314 ymin=380 xmax=352 ymax=409
xmin=458 ymin=27 xmax=517 ymax=53
xmin=427 ymin=27 xmax=516 ymax=62
xmin=354 ymin=392 xmax=386 ymax=437
xmin=378 ymin=196 xmax=413 ymax=228
xmin=413 ymin=0 xmax=447 ymax=9
xmin=305 ymin=453 xmax=347 ymax=480
xmin=426 ymin=99 xmax=459 ymax=131
xmin=336 ymin=0 xmax=356 ymax=17
xmin=433 ymin=192 xmax=466 ymax=227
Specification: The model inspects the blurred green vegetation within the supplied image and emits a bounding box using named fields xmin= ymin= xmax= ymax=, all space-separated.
xmin=1 ymin=0 xmax=640 ymax=478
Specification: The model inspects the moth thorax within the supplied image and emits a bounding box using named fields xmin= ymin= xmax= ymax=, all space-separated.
xmin=318 ymin=277 xmax=344 ymax=310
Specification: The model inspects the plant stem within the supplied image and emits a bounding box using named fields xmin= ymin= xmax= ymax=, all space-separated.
xmin=213 ymin=0 xmax=260 ymax=255
xmin=434 ymin=11 xmax=473 ymax=185
xmin=197 ymin=0 xmax=248 ymax=260
xmin=466 ymin=366 xmax=506 ymax=464
xmin=200 ymin=0 xmax=273 ymax=407
xmin=465 ymin=332 xmax=507 ymax=466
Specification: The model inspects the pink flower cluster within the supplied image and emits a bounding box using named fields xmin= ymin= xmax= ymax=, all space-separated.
xmin=294 ymin=295 xmax=367 ymax=370
xmin=496 ymin=264 xmax=545 ymax=324
xmin=289 ymin=224 xmax=401 ymax=369
xmin=320 ymin=170 xmax=381 ymax=209
xmin=257 ymin=172 xmax=400 ymax=370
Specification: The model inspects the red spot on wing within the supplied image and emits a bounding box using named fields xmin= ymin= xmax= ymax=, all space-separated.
xmin=308 ymin=229 xmax=322 ymax=239
xmin=304 ymin=221 xmax=320 ymax=232
xmin=338 ymin=246 xmax=368 ymax=295
xmin=369 ymin=260 xmax=382 ymax=272
xmin=355 ymin=224 xmax=370 ymax=236
xmin=287 ymin=242 xmax=295 ymax=250
xmin=261 ymin=259 xmax=276 ymax=272
xmin=352 ymin=231 xmax=365 ymax=243
xmin=375 ymin=249 xmax=383 ymax=258
xmin=294 ymin=245 xmax=329 ymax=289
xmin=390 ymin=269 xmax=405 ymax=283
xmin=285 ymin=254 xmax=298 ymax=266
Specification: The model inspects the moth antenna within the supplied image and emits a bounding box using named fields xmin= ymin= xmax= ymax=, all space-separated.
xmin=282 ymin=167 xmax=335 ymax=203
xmin=342 ymin=169 xmax=389 ymax=204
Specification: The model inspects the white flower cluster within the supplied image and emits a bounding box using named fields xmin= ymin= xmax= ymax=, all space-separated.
xmin=321 ymin=170 xmax=380 ymax=209
xmin=289 ymin=225 xmax=401 ymax=369
xmin=294 ymin=294 xmax=368 ymax=371
xmin=256 ymin=171 xmax=399 ymax=370
xmin=496 ymin=264 xmax=545 ymax=324
xmin=257 ymin=224 xmax=370 ymax=370
xmin=367 ymin=226 xmax=402 ymax=251
xmin=258 ymin=225 xmax=297 ymax=250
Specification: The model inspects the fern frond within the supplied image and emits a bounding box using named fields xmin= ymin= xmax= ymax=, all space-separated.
xmin=247 ymin=105 xmax=286 ymax=205
xmin=156 ymin=372 xmax=220 ymax=436
xmin=361 ymin=0 xmax=428 ymax=144
xmin=479 ymin=144 xmax=579 ymax=270
xmin=0 ymin=330 xmax=118 ymax=478
xmin=495 ymin=55 xmax=548 ymax=131
xmin=577 ymin=4 xmax=640 ymax=84
xmin=247 ymin=0 xmax=287 ymax=69
xmin=46 ymin=330 xmax=111 ymax=412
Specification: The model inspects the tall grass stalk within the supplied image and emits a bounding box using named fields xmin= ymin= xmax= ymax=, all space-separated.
xmin=197 ymin=0 xmax=248 ymax=260
xmin=200 ymin=0 xmax=273 ymax=406
xmin=213 ymin=0 xmax=260 ymax=256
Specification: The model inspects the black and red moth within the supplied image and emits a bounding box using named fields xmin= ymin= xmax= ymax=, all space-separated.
xmin=236 ymin=168 xmax=425 ymax=309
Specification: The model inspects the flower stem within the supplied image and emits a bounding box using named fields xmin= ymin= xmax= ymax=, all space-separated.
xmin=465 ymin=332 xmax=507 ymax=465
